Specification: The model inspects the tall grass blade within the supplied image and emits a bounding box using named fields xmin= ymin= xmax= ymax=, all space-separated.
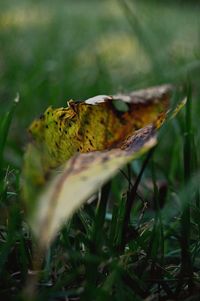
xmin=118 ymin=0 xmax=163 ymax=80
xmin=120 ymin=148 xmax=155 ymax=251
xmin=179 ymin=83 xmax=193 ymax=293
xmin=0 ymin=94 xmax=19 ymax=179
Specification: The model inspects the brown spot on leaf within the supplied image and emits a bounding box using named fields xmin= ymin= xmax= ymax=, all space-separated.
xmin=89 ymin=139 xmax=94 ymax=147
xmin=59 ymin=113 xmax=66 ymax=119
xmin=100 ymin=118 xmax=105 ymax=125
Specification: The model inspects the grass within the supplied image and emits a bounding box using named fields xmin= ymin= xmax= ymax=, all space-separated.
xmin=0 ymin=0 xmax=200 ymax=300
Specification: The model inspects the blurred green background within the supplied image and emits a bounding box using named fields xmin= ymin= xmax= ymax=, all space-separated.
xmin=1 ymin=1 xmax=200 ymax=299
xmin=0 ymin=0 xmax=200 ymax=168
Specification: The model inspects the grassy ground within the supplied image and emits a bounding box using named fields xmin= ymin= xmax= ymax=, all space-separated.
xmin=0 ymin=0 xmax=200 ymax=300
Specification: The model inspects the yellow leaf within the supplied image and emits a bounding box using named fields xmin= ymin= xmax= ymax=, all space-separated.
xmin=22 ymin=84 xmax=173 ymax=247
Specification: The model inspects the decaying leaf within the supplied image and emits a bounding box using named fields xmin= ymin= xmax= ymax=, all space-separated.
xmin=22 ymin=84 xmax=173 ymax=247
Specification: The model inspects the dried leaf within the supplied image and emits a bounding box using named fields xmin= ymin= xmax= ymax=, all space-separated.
xmin=22 ymin=84 xmax=173 ymax=247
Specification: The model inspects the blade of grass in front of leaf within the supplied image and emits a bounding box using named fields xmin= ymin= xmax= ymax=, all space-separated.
xmin=0 ymin=95 xmax=19 ymax=176
xmin=119 ymin=147 xmax=154 ymax=251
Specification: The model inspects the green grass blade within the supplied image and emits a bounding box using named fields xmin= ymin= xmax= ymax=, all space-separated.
xmin=178 ymin=83 xmax=193 ymax=293
xmin=118 ymin=0 xmax=163 ymax=80
xmin=0 ymin=94 xmax=19 ymax=179
xmin=120 ymin=148 xmax=155 ymax=251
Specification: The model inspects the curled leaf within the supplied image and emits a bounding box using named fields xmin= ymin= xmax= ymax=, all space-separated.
xmin=22 ymin=84 xmax=173 ymax=247
xmin=32 ymin=125 xmax=157 ymax=247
